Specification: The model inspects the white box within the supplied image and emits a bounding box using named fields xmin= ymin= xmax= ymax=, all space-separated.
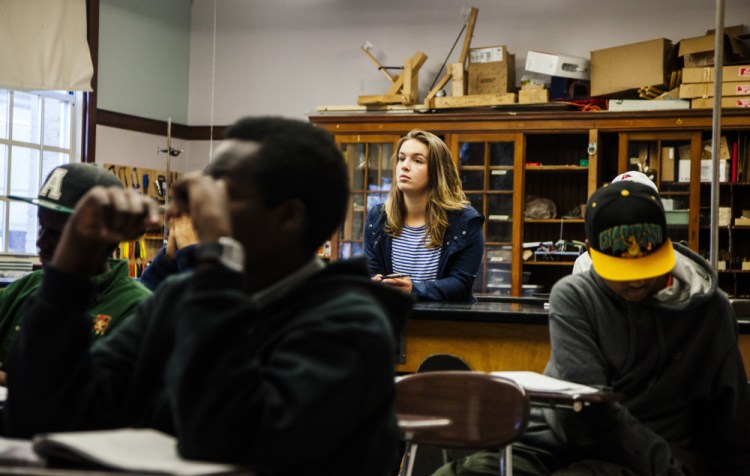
xmin=608 ymin=99 xmax=690 ymax=111
xmin=720 ymin=207 xmax=732 ymax=227
xmin=678 ymin=160 xmax=691 ymax=182
xmin=678 ymin=160 xmax=729 ymax=182
xmin=702 ymin=160 xmax=729 ymax=182
xmin=525 ymin=50 xmax=590 ymax=80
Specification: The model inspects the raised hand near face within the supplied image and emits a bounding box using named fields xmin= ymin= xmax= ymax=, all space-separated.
xmin=52 ymin=186 xmax=160 ymax=277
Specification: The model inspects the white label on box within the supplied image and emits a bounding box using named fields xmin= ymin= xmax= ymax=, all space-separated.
xmin=491 ymin=170 xmax=507 ymax=175
xmin=735 ymin=85 xmax=750 ymax=94
xmin=470 ymin=47 xmax=504 ymax=64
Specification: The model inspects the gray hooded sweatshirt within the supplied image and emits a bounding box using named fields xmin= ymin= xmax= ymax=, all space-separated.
xmin=522 ymin=243 xmax=750 ymax=476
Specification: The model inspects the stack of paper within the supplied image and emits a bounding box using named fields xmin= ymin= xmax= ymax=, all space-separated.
xmin=32 ymin=428 xmax=247 ymax=475
xmin=491 ymin=371 xmax=598 ymax=395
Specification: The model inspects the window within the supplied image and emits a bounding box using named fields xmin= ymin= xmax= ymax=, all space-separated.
xmin=0 ymin=90 xmax=82 ymax=255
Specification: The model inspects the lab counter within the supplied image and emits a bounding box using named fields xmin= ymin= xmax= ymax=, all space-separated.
xmin=396 ymin=298 xmax=750 ymax=379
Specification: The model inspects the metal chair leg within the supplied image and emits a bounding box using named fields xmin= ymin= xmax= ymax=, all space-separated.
xmin=498 ymin=445 xmax=512 ymax=476
xmin=399 ymin=441 xmax=419 ymax=476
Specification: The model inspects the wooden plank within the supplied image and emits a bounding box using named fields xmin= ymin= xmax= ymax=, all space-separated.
xmin=740 ymin=334 xmax=750 ymax=378
xmin=424 ymin=74 xmax=453 ymax=106
xmin=588 ymin=128 xmax=599 ymax=196
xmin=450 ymin=63 xmax=465 ymax=97
xmin=359 ymin=46 xmax=395 ymax=82
xmin=316 ymin=104 xmax=415 ymax=112
xmin=403 ymin=51 xmax=428 ymax=104
xmin=358 ymin=94 xmax=407 ymax=106
xmin=458 ymin=7 xmax=479 ymax=68
xmin=513 ymin=134 xmax=526 ymax=296
xmin=433 ymin=92 xmax=516 ymax=109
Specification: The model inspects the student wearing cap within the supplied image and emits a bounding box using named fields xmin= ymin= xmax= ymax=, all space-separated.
xmin=572 ymin=170 xmax=658 ymax=274
xmin=436 ymin=180 xmax=750 ymax=475
xmin=0 ymin=163 xmax=151 ymax=384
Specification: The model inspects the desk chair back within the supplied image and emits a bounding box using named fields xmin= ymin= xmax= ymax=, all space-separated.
xmin=396 ymin=371 xmax=530 ymax=449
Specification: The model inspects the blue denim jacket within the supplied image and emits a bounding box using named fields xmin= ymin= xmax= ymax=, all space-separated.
xmin=364 ymin=203 xmax=485 ymax=302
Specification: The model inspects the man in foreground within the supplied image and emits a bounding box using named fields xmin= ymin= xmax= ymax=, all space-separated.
xmin=6 ymin=117 xmax=412 ymax=475
xmin=437 ymin=181 xmax=750 ymax=475
xmin=0 ymin=163 xmax=151 ymax=384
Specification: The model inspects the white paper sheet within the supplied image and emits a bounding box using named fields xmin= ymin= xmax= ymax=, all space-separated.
xmin=491 ymin=371 xmax=599 ymax=394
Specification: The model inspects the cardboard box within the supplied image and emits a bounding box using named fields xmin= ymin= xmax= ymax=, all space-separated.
xmin=679 ymin=81 xmax=750 ymax=98
xmin=682 ymin=64 xmax=750 ymax=83
xmin=691 ymin=97 xmax=750 ymax=109
xmin=661 ymin=147 xmax=675 ymax=181
xmin=519 ymin=87 xmax=549 ymax=104
xmin=678 ymin=137 xmax=730 ymax=162
xmin=678 ymin=26 xmax=750 ymax=68
xmin=525 ymin=50 xmax=589 ymax=80
xmin=468 ymin=46 xmax=515 ymax=95
xmin=590 ymin=38 xmax=676 ymax=97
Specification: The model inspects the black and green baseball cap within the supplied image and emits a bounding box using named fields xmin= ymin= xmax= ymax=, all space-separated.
xmin=5 ymin=163 xmax=123 ymax=214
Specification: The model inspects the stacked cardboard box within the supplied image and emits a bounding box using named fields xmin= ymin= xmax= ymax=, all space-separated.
xmin=680 ymin=64 xmax=750 ymax=109
xmin=678 ymin=25 xmax=750 ymax=68
xmin=590 ymin=38 xmax=678 ymax=97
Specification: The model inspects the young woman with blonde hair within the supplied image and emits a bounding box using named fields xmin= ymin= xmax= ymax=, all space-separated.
xmin=364 ymin=129 xmax=485 ymax=302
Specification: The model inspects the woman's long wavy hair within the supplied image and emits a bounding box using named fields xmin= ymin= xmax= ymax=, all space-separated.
xmin=384 ymin=129 xmax=468 ymax=248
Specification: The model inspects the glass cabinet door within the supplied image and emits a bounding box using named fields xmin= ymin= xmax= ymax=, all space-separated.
xmin=453 ymin=133 xmax=523 ymax=296
xmin=618 ymin=131 xmax=702 ymax=251
xmin=337 ymin=135 xmax=397 ymax=259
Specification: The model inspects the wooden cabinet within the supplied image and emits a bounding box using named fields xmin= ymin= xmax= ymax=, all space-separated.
xmin=309 ymin=109 xmax=750 ymax=297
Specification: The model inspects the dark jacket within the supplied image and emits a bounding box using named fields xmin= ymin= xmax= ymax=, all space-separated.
xmin=0 ymin=259 xmax=150 ymax=370
xmin=6 ymin=257 xmax=412 ymax=476
xmin=524 ymin=243 xmax=750 ymax=475
xmin=138 ymin=244 xmax=196 ymax=291
xmin=364 ymin=203 xmax=484 ymax=302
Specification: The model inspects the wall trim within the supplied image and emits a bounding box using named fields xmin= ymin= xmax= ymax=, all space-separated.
xmin=97 ymin=109 xmax=228 ymax=141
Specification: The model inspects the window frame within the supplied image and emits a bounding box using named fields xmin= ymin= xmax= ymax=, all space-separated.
xmin=0 ymin=89 xmax=83 ymax=256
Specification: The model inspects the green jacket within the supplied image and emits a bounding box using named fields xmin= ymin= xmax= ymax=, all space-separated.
xmin=0 ymin=259 xmax=151 ymax=370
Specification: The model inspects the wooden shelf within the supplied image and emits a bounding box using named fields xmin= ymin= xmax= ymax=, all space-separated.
xmin=525 ymin=165 xmax=587 ymax=171
xmin=525 ymin=219 xmax=584 ymax=224
xmin=310 ymin=109 xmax=750 ymax=297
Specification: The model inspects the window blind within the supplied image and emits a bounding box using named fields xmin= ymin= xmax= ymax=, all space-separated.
xmin=0 ymin=0 xmax=93 ymax=91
